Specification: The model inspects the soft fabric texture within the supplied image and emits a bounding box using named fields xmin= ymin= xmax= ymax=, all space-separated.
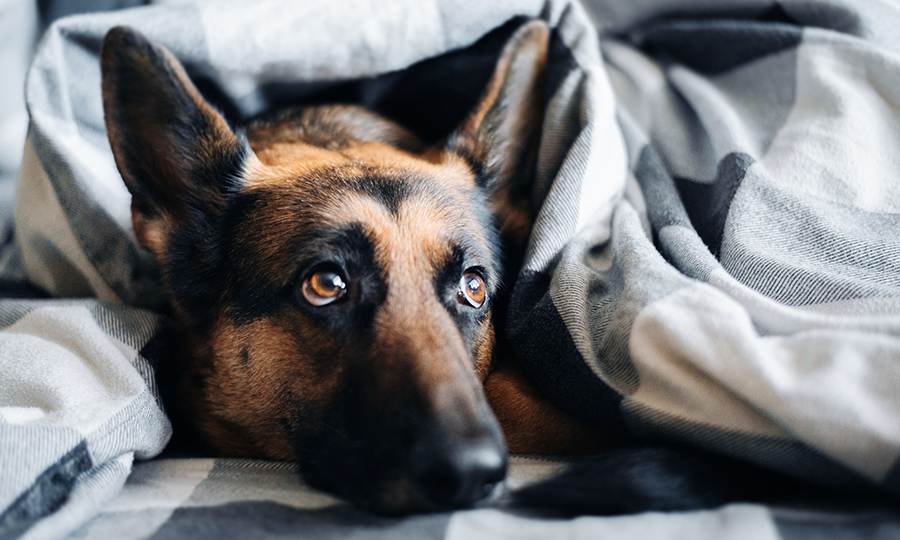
xmin=2 ymin=0 xmax=900 ymax=538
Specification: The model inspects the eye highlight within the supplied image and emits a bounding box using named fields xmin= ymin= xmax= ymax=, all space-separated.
xmin=301 ymin=269 xmax=347 ymax=306
xmin=457 ymin=270 xmax=486 ymax=308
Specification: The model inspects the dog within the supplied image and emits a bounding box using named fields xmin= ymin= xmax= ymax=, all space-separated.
xmin=100 ymin=20 xmax=614 ymax=515
xmin=102 ymin=21 xmax=880 ymax=517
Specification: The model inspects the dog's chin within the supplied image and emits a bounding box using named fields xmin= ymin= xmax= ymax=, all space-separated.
xmin=351 ymin=479 xmax=444 ymax=515
xmin=357 ymin=477 xmax=506 ymax=515
xmin=296 ymin=449 xmax=507 ymax=515
xmin=302 ymin=469 xmax=504 ymax=515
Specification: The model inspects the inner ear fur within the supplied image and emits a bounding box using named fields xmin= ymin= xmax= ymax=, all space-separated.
xmin=101 ymin=26 xmax=250 ymax=254
xmin=447 ymin=20 xmax=549 ymax=246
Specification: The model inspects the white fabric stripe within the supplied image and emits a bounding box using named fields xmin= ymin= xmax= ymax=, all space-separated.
xmin=631 ymin=283 xmax=900 ymax=480
xmin=85 ymin=388 xmax=170 ymax=463
xmin=0 ymin=306 xmax=165 ymax=436
xmin=761 ymin=31 xmax=900 ymax=214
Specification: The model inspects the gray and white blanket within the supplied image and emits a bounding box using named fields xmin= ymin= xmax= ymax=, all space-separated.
xmin=2 ymin=0 xmax=900 ymax=538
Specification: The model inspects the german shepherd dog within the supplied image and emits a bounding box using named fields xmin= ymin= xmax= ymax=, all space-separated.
xmin=100 ymin=20 xmax=607 ymax=514
xmin=100 ymin=21 xmax=879 ymax=516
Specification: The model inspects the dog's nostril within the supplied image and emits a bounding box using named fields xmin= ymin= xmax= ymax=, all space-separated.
xmin=413 ymin=439 xmax=507 ymax=509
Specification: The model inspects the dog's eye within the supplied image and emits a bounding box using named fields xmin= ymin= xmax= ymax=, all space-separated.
xmin=301 ymin=270 xmax=347 ymax=306
xmin=457 ymin=271 xmax=486 ymax=308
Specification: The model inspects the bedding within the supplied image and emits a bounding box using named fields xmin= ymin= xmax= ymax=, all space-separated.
xmin=2 ymin=0 xmax=900 ymax=538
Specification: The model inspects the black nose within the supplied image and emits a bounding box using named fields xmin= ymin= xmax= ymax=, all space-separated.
xmin=411 ymin=435 xmax=507 ymax=509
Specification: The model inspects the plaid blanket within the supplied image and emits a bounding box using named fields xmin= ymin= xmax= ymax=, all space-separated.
xmin=2 ymin=0 xmax=900 ymax=538
xmin=62 ymin=457 xmax=900 ymax=540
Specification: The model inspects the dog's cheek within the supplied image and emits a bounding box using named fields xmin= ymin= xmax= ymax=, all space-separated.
xmin=191 ymin=315 xmax=348 ymax=461
xmin=472 ymin=314 xmax=495 ymax=382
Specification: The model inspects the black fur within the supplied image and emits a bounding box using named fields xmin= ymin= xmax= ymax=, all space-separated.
xmin=504 ymin=446 xmax=896 ymax=516
xmin=103 ymin=27 xmax=248 ymax=215
xmin=351 ymin=174 xmax=413 ymax=217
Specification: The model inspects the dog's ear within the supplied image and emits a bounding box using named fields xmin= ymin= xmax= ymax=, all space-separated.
xmin=101 ymin=26 xmax=249 ymax=256
xmin=447 ymin=20 xmax=549 ymax=246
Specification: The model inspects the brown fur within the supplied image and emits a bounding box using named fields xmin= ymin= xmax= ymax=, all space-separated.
xmin=101 ymin=21 xmax=606 ymax=513
xmin=485 ymin=361 xmax=609 ymax=455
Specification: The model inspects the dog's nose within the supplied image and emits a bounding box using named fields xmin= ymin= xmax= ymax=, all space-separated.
xmin=411 ymin=435 xmax=507 ymax=509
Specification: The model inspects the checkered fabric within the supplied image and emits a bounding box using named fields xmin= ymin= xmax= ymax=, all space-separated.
xmin=64 ymin=457 xmax=900 ymax=540
xmin=2 ymin=0 xmax=900 ymax=538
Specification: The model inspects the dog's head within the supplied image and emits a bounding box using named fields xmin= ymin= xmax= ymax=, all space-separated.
xmin=101 ymin=22 xmax=547 ymax=513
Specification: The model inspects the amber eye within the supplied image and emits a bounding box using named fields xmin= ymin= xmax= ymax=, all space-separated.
xmin=301 ymin=270 xmax=347 ymax=306
xmin=457 ymin=271 xmax=486 ymax=308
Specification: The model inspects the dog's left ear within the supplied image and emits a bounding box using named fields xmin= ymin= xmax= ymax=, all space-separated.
xmin=447 ymin=20 xmax=549 ymax=245
xmin=101 ymin=26 xmax=249 ymax=257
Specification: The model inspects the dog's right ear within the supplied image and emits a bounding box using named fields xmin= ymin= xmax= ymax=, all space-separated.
xmin=101 ymin=26 xmax=249 ymax=256
xmin=446 ymin=20 xmax=549 ymax=249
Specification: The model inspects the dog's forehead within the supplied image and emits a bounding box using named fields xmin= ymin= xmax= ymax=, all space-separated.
xmin=248 ymin=138 xmax=475 ymax=188
xmin=232 ymin=141 xmax=496 ymax=287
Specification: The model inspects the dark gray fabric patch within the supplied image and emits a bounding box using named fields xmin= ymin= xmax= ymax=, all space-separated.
xmin=774 ymin=512 xmax=900 ymax=540
xmin=145 ymin=502 xmax=450 ymax=540
xmin=633 ymin=145 xmax=692 ymax=233
xmin=530 ymin=24 xmax=584 ymax=207
xmin=778 ymin=1 xmax=863 ymax=37
xmin=27 ymin=235 xmax=94 ymax=299
xmin=0 ymin=440 xmax=92 ymax=540
xmin=507 ymin=270 xmax=628 ymax=434
xmin=37 ymin=0 xmax=149 ymax=26
xmin=757 ymin=3 xmax=800 ymax=25
xmin=0 ymin=280 xmax=51 ymax=300
xmin=582 ymin=247 xmax=641 ymax=396
xmin=637 ymin=20 xmax=802 ymax=75
xmin=877 ymin=458 xmax=900 ymax=495
xmin=674 ymin=152 xmax=754 ymax=257
xmin=545 ymin=25 xmax=580 ymax=110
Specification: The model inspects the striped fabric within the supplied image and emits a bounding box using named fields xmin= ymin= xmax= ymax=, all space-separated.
xmin=65 ymin=457 xmax=900 ymax=540
xmin=514 ymin=0 xmax=900 ymax=493
xmin=2 ymin=0 xmax=900 ymax=538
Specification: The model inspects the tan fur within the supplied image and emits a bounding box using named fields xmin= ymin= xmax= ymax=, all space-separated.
xmin=472 ymin=314 xmax=495 ymax=382
xmin=185 ymin=313 xmax=349 ymax=460
xmin=484 ymin=362 xmax=609 ymax=455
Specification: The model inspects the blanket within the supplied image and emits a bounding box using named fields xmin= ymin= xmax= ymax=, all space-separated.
xmin=2 ymin=0 xmax=900 ymax=538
